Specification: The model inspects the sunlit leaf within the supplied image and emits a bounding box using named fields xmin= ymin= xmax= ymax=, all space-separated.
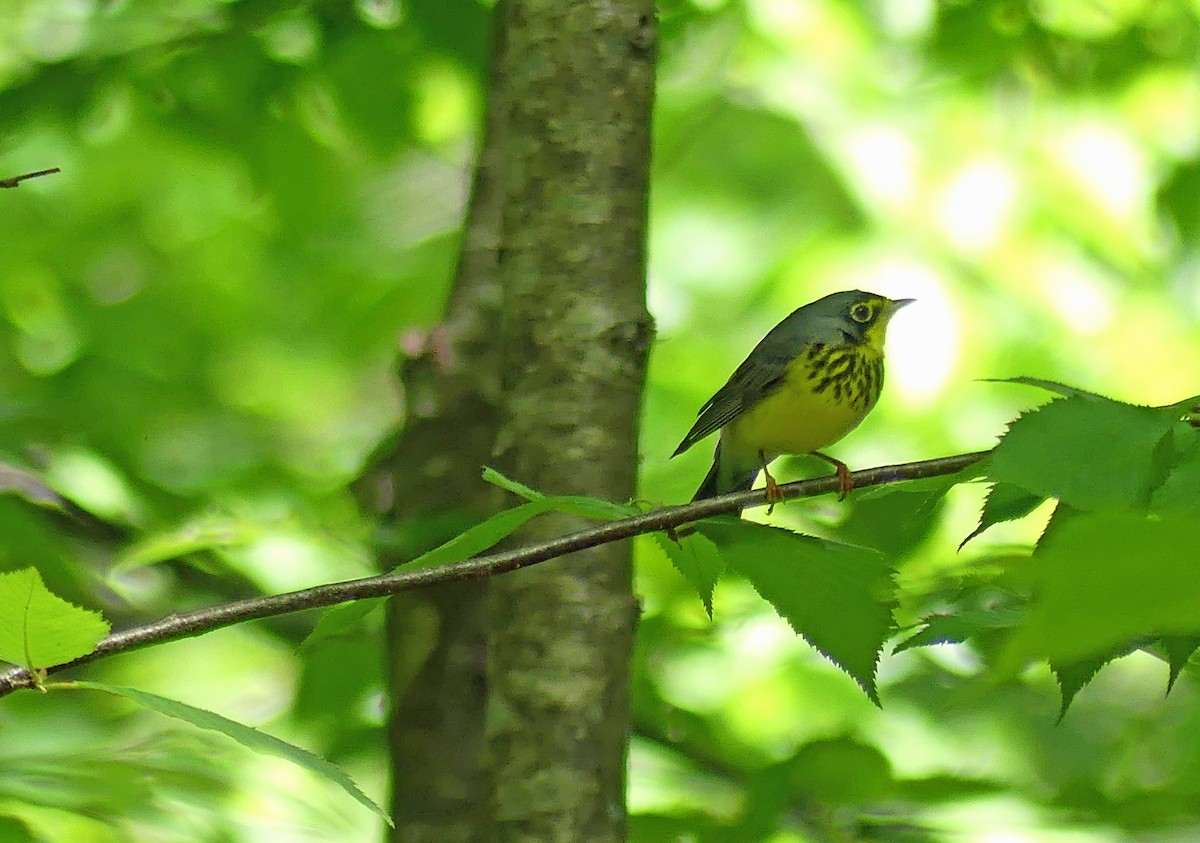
xmin=988 ymin=396 xmax=1178 ymax=510
xmin=695 ymin=521 xmax=895 ymax=703
xmin=0 ymin=568 xmax=109 ymax=670
xmin=541 ymin=496 xmax=641 ymax=520
xmin=984 ymin=376 xmax=1107 ymax=399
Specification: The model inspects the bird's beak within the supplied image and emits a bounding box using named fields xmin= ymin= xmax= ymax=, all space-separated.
xmin=889 ymin=297 xmax=916 ymax=311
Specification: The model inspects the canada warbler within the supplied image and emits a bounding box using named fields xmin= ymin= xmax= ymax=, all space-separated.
xmin=673 ymin=290 xmax=913 ymax=503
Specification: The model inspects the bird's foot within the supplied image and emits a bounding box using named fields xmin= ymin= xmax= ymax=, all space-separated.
xmin=760 ymin=452 xmax=784 ymax=514
xmin=813 ymin=452 xmax=853 ymax=501
xmin=835 ymin=462 xmax=853 ymax=501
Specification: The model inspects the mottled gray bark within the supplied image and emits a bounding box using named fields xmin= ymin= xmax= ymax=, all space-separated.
xmin=371 ymin=9 xmax=512 ymax=842
xmin=486 ymin=1 xmax=657 ymax=841
xmin=367 ymin=1 xmax=654 ymax=839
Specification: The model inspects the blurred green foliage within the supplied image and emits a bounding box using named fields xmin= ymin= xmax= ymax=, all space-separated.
xmin=0 ymin=0 xmax=1198 ymax=840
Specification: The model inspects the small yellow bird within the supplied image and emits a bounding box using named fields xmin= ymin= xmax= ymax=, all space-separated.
xmin=673 ymin=290 xmax=913 ymax=502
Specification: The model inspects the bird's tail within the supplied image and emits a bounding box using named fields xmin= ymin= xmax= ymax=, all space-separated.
xmin=692 ymin=442 xmax=758 ymax=501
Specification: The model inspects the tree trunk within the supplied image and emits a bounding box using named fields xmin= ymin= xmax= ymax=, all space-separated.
xmin=486 ymin=1 xmax=657 ymax=841
xmin=372 ymin=9 xmax=512 ymax=842
xmin=371 ymin=1 xmax=655 ymax=839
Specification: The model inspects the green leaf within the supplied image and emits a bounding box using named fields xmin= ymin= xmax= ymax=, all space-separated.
xmin=695 ymin=521 xmax=895 ymax=703
xmin=481 ymin=466 xmax=545 ymax=501
xmin=960 ymin=482 xmax=1047 ymax=548
xmin=1151 ymin=431 xmax=1200 ymax=513
xmin=893 ymin=602 xmax=1024 ymax=653
xmin=999 ymin=511 xmax=1200 ymax=672
xmin=654 ymin=529 xmax=725 ymax=618
xmin=301 ymin=599 xmax=384 ymax=651
xmin=0 ymin=816 xmax=35 ymax=843
xmin=837 ymin=479 xmax=952 ymax=557
xmin=1050 ymin=651 xmax=1121 ymax=719
xmin=112 ymin=511 xmax=258 ymax=575
xmin=67 ymin=681 xmax=391 ymax=826
xmin=988 ymin=396 xmax=1178 ymax=511
xmin=787 ymin=738 xmax=895 ymax=804
xmin=983 ymin=376 xmax=1106 ymax=400
xmin=1161 ymin=635 xmax=1200 ymax=694
xmin=0 ymin=568 xmax=109 ymax=670
xmin=541 ymin=495 xmax=640 ymax=520
xmin=406 ymin=495 xmax=635 ymax=572
xmin=1167 ymin=392 xmax=1200 ymax=419
xmin=404 ymin=500 xmax=549 ymax=570
xmin=482 ymin=467 xmax=638 ymax=519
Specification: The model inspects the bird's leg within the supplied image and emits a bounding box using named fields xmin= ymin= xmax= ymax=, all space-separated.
xmin=812 ymin=451 xmax=853 ymax=500
xmin=759 ymin=450 xmax=783 ymax=513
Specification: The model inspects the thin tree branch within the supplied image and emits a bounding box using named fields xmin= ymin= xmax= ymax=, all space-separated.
xmin=0 ymin=450 xmax=988 ymax=699
xmin=0 ymin=168 xmax=60 ymax=188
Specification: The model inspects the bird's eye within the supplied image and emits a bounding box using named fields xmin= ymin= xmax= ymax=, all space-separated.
xmin=849 ymin=302 xmax=874 ymax=323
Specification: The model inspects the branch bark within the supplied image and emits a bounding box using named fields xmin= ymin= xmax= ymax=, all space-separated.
xmin=0 ymin=168 xmax=60 ymax=187
xmin=0 ymin=451 xmax=988 ymax=700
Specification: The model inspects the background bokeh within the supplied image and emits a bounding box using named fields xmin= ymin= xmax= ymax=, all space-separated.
xmin=1 ymin=0 xmax=1198 ymax=840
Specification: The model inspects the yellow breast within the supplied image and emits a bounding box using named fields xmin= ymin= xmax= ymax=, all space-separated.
xmin=724 ymin=345 xmax=882 ymax=461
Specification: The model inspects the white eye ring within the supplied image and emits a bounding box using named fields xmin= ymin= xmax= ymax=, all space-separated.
xmin=850 ymin=303 xmax=874 ymax=323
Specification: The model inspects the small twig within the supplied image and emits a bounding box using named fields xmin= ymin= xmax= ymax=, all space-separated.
xmin=0 ymin=450 xmax=989 ymax=698
xmin=0 ymin=168 xmax=61 ymax=188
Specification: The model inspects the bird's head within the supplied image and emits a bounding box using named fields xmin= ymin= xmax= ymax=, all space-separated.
xmin=819 ymin=290 xmax=914 ymax=351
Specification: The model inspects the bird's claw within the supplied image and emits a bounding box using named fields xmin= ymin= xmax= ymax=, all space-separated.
xmin=760 ymin=451 xmax=784 ymax=514
xmin=835 ymin=463 xmax=853 ymax=501
xmin=764 ymin=472 xmax=784 ymax=514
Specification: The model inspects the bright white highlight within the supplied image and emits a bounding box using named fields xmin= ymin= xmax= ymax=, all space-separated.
xmin=844 ymin=125 xmax=920 ymax=212
xmin=867 ymin=261 xmax=958 ymax=402
xmin=936 ymin=158 xmax=1019 ymax=254
xmin=1034 ymin=250 xmax=1116 ymax=335
xmin=1050 ymin=122 xmax=1148 ymax=219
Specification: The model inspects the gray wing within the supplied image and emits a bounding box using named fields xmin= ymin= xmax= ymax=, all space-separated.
xmin=671 ymin=312 xmax=818 ymax=457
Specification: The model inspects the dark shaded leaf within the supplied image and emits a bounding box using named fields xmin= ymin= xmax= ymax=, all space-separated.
xmin=786 ymin=738 xmax=895 ymax=804
xmin=301 ymin=600 xmax=383 ymax=650
xmin=894 ymin=602 xmax=1024 ymax=653
xmin=1162 ymin=635 xmax=1200 ymax=694
xmin=960 ymin=482 xmax=1047 ymax=548
xmin=1000 ymin=511 xmax=1200 ymax=671
xmin=1051 ymin=651 xmax=1122 ymax=719
xmin=838 ymin=478 xmax=954 ymax=557
xmin=696 ymin=521 xmax=895 ymax=703
xmin=1151 ymin=430 xmax=1200 ymax=514
xmin=654 ymin=530 xmax=725 ymax=618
